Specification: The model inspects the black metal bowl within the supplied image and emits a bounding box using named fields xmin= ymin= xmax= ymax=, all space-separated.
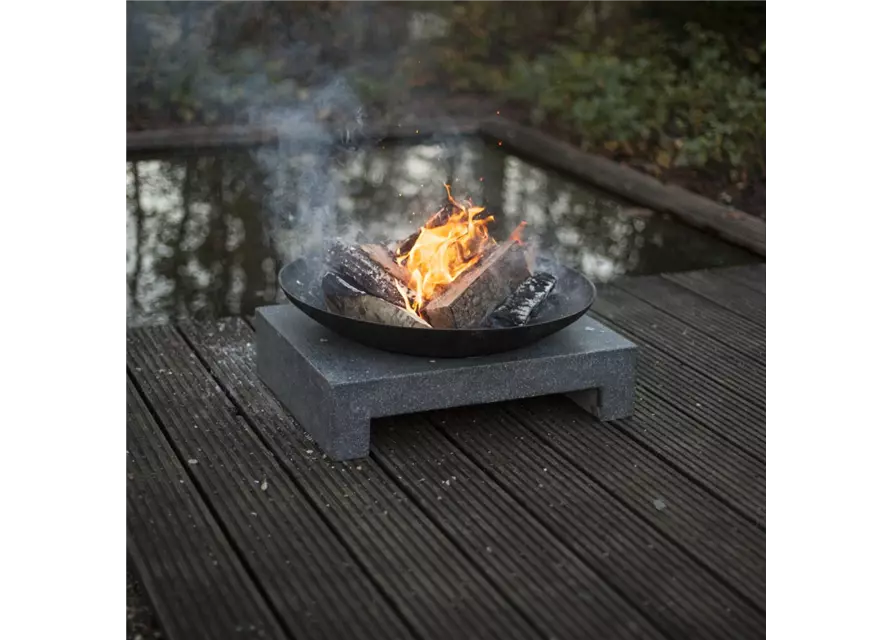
xmin=278 ymin=258 xmax=595 ymax=358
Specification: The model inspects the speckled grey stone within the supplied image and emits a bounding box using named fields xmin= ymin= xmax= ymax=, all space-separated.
xmin=255 ymin=304 xmax=637 ymax=460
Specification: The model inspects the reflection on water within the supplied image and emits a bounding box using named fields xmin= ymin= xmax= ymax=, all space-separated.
xmin=126 ymin=137 xmax=756 ymax=326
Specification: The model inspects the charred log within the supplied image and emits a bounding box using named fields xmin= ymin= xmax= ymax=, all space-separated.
xmin=326 ymin=239 xmax=405 ymax=307
xmin=395 ymin=231 xmax=420 ymax=259
xmin=483 ymin=272 xmax=557 ymax=328
xmin=424 ymin=241 xmax=531 ymax=329
xmin=322 ymin=273 xmax=430 ymax=329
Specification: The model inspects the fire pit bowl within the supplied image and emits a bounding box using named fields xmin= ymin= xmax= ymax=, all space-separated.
xmin=278 ymin=257 xmax=596 ymax=358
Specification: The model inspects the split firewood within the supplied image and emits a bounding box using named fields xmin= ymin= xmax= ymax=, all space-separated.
xmin=322 ymin=273 xmax=430 ymax=329
xmin=424 ymin=241 xmax=531 ymax=329
xmin=326 ymin=239 xmax=406 ymax=307
xmin=483 ymin=272 xmax=557 ymax=328
xmin=359 ymin=243 xmax=411 ymax=286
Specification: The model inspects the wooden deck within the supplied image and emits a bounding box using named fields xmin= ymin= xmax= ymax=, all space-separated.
xmin=126 ymin=262 xmax=766 ymax=640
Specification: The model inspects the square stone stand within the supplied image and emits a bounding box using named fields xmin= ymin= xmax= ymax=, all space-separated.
xmin=255 ymin=305 xmax=637 ymax=461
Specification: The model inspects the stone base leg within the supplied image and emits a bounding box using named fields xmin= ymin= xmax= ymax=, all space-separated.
xmin=256 ymin=315 xmax=372 ymax=460
xmin=567 ymin=383 xmax=635 ymax=421
xmin=313 ymin=404 xmax=371 ymax=461
xmin=260 ymin=361 xmax=372 ymax=460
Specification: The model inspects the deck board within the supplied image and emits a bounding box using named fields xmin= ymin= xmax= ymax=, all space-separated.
xmin=621 ymin=389 xmax=765 ymax=523
xmin=663 ymin=271 xmax=766 ymax=325
xmin=713 ymin=264 xmax=766 ymax=293
xmin=630 ymin=348 xmax=765 ymax=462
xmin=430 ymin=404 xmax=765 ymax=635
xmin=506 ymin=398 xmax=766 ymax=604
xmin=127 ymin=326 xmax=415 ymax=640
xmin=127 ymin=378 xmax=287 ymax=640
xmin=589 ymin=280 xmax=765 ymax=464
xmin=588 ymin=283 xmax=765 ymax=523
xmin=373 ymin=416 xmax=664 ymax=640
xmin=126 ymin=264 xmax=767 ymax=640
xmin=591 ymin=286 xmax=765 ymax=403
xmin=612 ymin=275 xmax=765 ymax=362
xmin=178 ymin=319 xmax=546 ymax=640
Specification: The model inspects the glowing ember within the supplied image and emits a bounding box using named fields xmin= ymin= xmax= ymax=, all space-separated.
xmin=396 ymin=184 xmax=506 ymax=315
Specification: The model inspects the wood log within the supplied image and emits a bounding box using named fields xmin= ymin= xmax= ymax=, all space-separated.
xmin=423 ymin=241 xmax=531 ymax=329
xmin=359 ymin=243 xmax=411 ymax=286
xmin=322 ymin=273 xmax=430 ymax=329
xmin=483 ymin=273 xmax=557 ymax=328
xmin=326 ymin=239 xmax=405 ymax=307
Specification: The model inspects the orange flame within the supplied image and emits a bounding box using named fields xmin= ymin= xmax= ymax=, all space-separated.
xmin=396 ymin=184 xmax=497 ymax=314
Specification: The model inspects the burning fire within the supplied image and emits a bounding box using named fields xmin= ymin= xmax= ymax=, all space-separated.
xmin=396 ymin=185 xmax=498 ymax=314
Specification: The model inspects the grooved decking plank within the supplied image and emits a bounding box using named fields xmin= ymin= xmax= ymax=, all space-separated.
xmin=127 ymin=326 xmax=414 ymax=640
xmin=178 ymin=318 xmax=543 ymax=640
xmin=623 ymin=389 xmax=766 ymax=524
xmin=127 ymin=378 xmax=287 ymax=640
xmin=374 ymin=416 xmax=665 ymax=640
xmin=634 ymin=348 xmax=765 ymax=462
xmin=590 ymin=286 xmax=765 ymax=403
xmin=506 ymin=397 xmax=765 ymax=603
xmin=714 ymin=264 xmax=765 ymax=293
xmin=589 ymin=288 xmax=766 ymax=464
xmin=430 ymin=404 xmax=765 ymax=637
xmin=612 ymin=276 xmax=765 ymax=363
xmin=663 ymin=271 xmax=765 ymax=326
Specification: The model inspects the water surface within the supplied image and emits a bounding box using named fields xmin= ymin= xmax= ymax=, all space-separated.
xmin=126 ymin=137 xmax=757 ymax=326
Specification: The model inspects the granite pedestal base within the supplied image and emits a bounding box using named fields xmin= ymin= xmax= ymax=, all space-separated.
xmin=255 ymin=304 xmax=637 ymax=460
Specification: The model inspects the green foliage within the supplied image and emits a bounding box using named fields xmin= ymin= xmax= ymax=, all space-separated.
xmin=431 ymin=7 xmax=766 ymax=184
